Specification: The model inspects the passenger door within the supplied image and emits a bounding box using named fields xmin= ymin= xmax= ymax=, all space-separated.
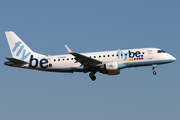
xmin=147 ymin=50 xmax=153 ymax=59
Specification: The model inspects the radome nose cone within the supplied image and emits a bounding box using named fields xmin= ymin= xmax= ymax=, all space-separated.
xmin=172 ymin=57 xmax=176 ymax=62
xmin=170 ymin=56 xmax=176 ymax=62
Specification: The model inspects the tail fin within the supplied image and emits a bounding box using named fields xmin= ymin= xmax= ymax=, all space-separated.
xmin=5 ymin=31 xmax=45 ymax=61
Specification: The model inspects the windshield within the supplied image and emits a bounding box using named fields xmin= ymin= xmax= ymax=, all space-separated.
xmin=157 ymin=50 xmax=166 ymax=53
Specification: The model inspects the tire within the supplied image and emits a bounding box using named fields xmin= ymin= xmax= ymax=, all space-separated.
xmin=89 ymin=72 xmax=96 ymax=81
xmin=153 ymin=71 xmax=157 ymax=75
xmin=89 ymin=73 xmax=94 ymax=77
xmin=91 ymin=76 xmax=96 ymax=81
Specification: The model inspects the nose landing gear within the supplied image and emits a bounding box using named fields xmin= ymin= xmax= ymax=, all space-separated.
xmin=89 ymin=72 xmax=96 ymax=81
xmin=152 ymin=64 xmax=157 ymax=75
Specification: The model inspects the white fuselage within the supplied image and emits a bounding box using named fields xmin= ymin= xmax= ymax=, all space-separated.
xmin=20 ymin=48 xmax=175 ymax=73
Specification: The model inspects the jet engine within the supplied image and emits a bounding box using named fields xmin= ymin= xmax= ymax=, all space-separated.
xmin=100 ymin=62 xmax=119 ymax=70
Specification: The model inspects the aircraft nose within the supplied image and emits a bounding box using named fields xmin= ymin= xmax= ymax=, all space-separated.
xmin=169 ymin=55 xmax=176 ymax=62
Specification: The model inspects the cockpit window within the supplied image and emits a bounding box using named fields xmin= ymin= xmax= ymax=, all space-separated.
xmin=158 ymin=50 xmax=166 ymax=53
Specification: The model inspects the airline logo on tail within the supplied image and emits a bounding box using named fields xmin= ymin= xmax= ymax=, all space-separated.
xmin=13 ymin=41 xmax=51 ymax=69
xmin=12 ymin=41 xmax=31 ymax=60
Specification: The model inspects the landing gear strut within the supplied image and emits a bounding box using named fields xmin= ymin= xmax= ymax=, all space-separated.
xmin=152 ymin=65 xmax=157 ymax=75
xmin=89 ymin=72 xmax=96 ymax=81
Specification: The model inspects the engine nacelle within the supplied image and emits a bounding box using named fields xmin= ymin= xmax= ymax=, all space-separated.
xmin=100 ymin=62 xmax=119 ymax=70
xmin=107 ymin=70 xmax=120 ymax=75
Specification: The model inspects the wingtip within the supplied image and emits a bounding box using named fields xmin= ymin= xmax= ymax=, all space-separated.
xmin=64 ymin=45 xmax=73 ymax=53
xmin=5 ymin=31 xmax=14 ymax=33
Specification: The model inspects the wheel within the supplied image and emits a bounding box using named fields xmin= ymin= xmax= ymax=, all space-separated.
xmin=89 ymin=73 xmax=96 ymax=81
xmin=89 ymin=73 xmax=94 ymax=78
xmin=91 ymin=76 xmax=96 ymax=81
xmin=153 ymin=71 xmax=157 ymax=75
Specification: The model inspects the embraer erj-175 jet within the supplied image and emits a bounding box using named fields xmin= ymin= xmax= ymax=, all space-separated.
xmin=4 ymin=31 xmax=176 ymax=81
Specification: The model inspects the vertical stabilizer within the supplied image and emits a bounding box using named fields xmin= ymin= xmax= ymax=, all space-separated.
xmin=5 ymin=31 xmax=44 ymax=61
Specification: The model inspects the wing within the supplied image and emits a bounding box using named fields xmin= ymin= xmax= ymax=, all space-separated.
xmin=65 ymin=45 xmax=102 ymax=66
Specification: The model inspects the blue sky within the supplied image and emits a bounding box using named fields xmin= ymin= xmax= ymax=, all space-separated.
xmin=0 ymin=0 xmax=180 ymax=120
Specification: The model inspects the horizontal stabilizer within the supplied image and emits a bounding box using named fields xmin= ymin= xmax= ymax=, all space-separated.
xmin=5 ymin=57 xmax=29 ymax=64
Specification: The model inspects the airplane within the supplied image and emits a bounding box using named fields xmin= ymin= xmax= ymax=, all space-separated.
xmin=4 ymin=31 xmax=176 ymax=81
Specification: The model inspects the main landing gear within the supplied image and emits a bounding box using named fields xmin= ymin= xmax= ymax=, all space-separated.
xmin=152 ymin=65 xmax=157 ymax=75
xmin=89 ymin=72 xmax=96 ymax=81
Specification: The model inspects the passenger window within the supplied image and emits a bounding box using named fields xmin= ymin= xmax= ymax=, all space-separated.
xmin=54 ymin=59 xmax=56 ymax=61
xmin=116 ymin=54 xmax=118 ymax=56
xmin=108 ymin=55 xmax=110 ymax=57
xmin=103 ymin=55 xmax=105 ymax=57
xmin=63 ymin=59 xmax=65 ymax=61
xmin=121 ymin=54 xmax=123 ymax=56
xmin=112 ymin=54 xmax=114 ymax=57
xmin=99 ymin=56 xmax=101 ymax=58
xmin=58 ymin=59 xmax=60 ymax=61
xmin=94 ymin=56 xmax=96 ymax=58
xmin=67 ymin=58 xmax=69 ymax=60
xmin=142 ymin=52 xmax=144 ymax=54
xmin=71 ymin=58 xmax=73 ymax=60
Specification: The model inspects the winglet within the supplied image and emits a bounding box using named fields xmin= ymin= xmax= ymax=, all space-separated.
xmin=65 ymin=45 xmax=73 ymax=53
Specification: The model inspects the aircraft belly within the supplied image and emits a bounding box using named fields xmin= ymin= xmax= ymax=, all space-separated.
xmin=42 ymin=61 xmax=84 ymax=72
xmin=127 ymin=59 xmax=172 ymax=67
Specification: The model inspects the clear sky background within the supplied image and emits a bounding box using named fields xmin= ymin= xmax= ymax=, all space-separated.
xmin=0 ymin=0 xmax=180 ymax=120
